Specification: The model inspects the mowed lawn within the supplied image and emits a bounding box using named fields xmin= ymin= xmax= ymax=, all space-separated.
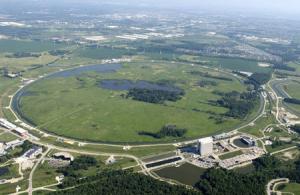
xmin=17 ymin=62 xmax=248 ymax=143
xmin=285 ymin=81 xmax=300 ymax=99
xmin=277 ymin=183 xmax=300 ymax=195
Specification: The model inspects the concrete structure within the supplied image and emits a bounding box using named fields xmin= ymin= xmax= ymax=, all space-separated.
xmin=241 ymin=136 xmax=256 ymax=146
xmin=198 ymin=137 xmax=213 ymax=156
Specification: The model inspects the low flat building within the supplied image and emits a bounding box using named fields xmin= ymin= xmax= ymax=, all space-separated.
xmin=5 ymin=139 xmax=24 ymax=150
xmin=13 ymin=127 xmax=28 ymax=137
xmin=23 ymin=146 xmax=42 ymax=159
xmin=0 ymin=118 xmax=17 ymax=129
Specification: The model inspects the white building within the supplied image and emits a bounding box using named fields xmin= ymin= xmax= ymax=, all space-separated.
xmin=13 ymin=127 xmax=28 ymax=137
xmin=0 ymin=118 xmax=17 ymax=129
xmin=198 ymin=137 xmax=213 ymax=156
xmin=5 ymin=139 xmax=24 ymax=150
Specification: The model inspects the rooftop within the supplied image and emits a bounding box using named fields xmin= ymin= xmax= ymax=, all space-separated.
xmin=198 ymin=137 xmax=213 ymax=144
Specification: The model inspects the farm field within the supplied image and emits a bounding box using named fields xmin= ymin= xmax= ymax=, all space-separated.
xmin=12 ymin=61 xmax=253 ymax=143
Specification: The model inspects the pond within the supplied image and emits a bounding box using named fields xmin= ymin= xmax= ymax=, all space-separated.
xmin=233 ymin=138 xmax=251 ymax=148
xmin=0 ymin=167 xmax=9 ymax=177
xmin=99 ymin=79 xmax=182 ymax=92
xmin=11 ymin=63 xmax=122 ymax=126
xmin=154 ymin=163 xmax=206 ymax=186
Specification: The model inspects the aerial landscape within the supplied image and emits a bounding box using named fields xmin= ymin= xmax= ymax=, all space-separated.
xmin=0 ymin=0 xmax=300 ymax=194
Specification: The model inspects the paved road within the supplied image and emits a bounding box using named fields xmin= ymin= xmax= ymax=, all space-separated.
xmin=28 ymin=148 xmax=51 ymax=195
xmin=0 ymin=62 xmax=275 ymax=194
xmin=266 ymin=178 xmax=289 ymax=195
xmin=268 ymin=77 xmax=286 ymax=126
xmin=270 ymin=78 xmax=300 ymax=116
xmin=6 ymin=62 xmax=267 ymax=149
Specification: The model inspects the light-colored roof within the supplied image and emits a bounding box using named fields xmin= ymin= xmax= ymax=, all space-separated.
xmin=198 ymin=137 xmax=213 ymax=144
xmin=15 ymin=127 xmax=28 ymax=134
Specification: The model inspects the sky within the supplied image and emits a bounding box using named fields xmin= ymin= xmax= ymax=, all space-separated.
xmin=108 ymin=0 xmax=300 ymax=15
xmin=1 ymin=0 xmax=300 ymax=18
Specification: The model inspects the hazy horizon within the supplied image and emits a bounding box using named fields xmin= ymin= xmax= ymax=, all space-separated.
xmin=1 ymin=0 xmax=300 ymax=19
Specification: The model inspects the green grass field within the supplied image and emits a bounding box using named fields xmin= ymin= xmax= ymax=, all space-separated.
xmin=285 ymin=81 xmax=300 ymax=99
xmin=0 ymin=164 xmax=20 ymax=180
xmin=0 ymin=40 xmax=66 ymax=53
xmin=277 ymin=183 xmax=300 ymax=195
xmin=15 ymin=61 xmax=252 ymax=143
xmin=74 ymin=47 xmax=132 ymax=60
xmin=219 ymin=150 xmax=243 ymax=160
xmin=0 ymin=132 xmax=19 ymax=142
xmin=179 ymin=55 xmax=272 ymax=73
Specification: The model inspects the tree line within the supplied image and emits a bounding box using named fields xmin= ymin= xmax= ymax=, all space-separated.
xmin=139 ymin=125 xmax=187 ymax=139
xmin=126 ymin=88 xmax=184 ymax=104
xmin=214 ymin=91 xmax=259 ymax=119
xmin=284 ymin=98 xmax=300 ymax=105
xmin=44 ymin=154 xmax=300 ymax=195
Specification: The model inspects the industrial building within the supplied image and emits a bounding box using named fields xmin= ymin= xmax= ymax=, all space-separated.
xmin=5 ymin=139 xmax=24 ymax=150
xmin=241 ymin=136 xmax=256 ymax=147
xmin=0 ymin=118 xmax=28 ymax=137
xmin=13 ymin=127 xmax=28 ymax=137
xmin=23 ymin=146 xmax=42 ymax=159
xmin=198 ymin=137 xmax=213 ymax=156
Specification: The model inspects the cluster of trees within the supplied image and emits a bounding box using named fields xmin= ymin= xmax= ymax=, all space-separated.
xmin=256 ymin=42 xmax=300 ymax=62
xmin=195 ymin=155 xmax=300 ymax=195
xmin=284 ymin=98 xmax=300 ymax=105
xmin=58 ymin=156 xmax=97 ymax=178
xmin=5 ymin=52 xmax=41 ymax=58
xmin=50 ymin=170 xmax=199 ymax=195
xmin=215 ymin=91 xmax=259 ymax=119
xmin=190 ymin=71 xmax=233 ymax=81
xmin=248 ymin=72 xmax=272 ymax=87
xmin=275 ymin=71 xmax=300 ymax=79
xmin=48 ymin=155 xmax=300 ymax=195
xmin=139 ymin=125 xmax=187 ymax=139
xmin=197 ymin=80 xmax=218 ymax=87
xmin=126 ymin=88 xmax=184 ymax=104
xmin=49 ymin=50 xmax=71 ymax=56
xmin=273 ymin=63 xmax=296 ymax=72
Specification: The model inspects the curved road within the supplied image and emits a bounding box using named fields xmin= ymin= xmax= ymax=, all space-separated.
xmin=6 ymin=62 xmax=267 ymax=148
